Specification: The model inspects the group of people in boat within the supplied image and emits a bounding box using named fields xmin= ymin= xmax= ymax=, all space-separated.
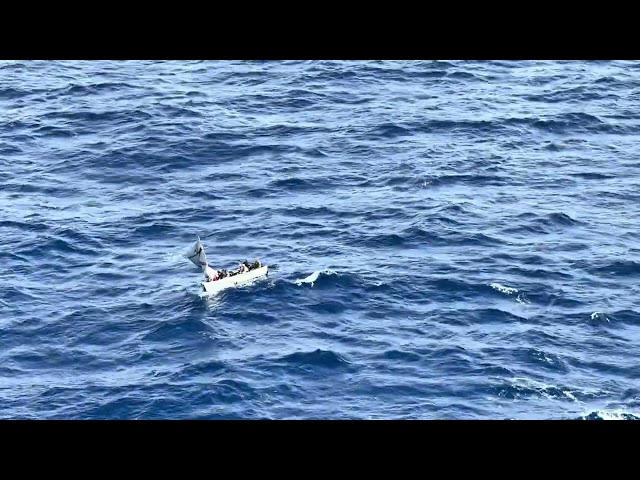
xmin=205 ymin=259 xmax=262 ymax=282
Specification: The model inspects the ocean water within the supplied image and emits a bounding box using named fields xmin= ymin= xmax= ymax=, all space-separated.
xmin=1 ymin=60 xmax=639 ymax=419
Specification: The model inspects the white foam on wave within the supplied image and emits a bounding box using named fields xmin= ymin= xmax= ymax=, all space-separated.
xmin=590 ymin=311 xmax=610 ymax=322
xmin=163 ymin=249 xmax=190 ymax=265
xmin=580 ymin=410 xmax=639 ymax=420
xmin=490 ymin=283 xmax=519 ymax=295
xmin=507 ymin=377 xmax=583 ymax=403
xmin=294 ymin=269 xmax=337 ymax=287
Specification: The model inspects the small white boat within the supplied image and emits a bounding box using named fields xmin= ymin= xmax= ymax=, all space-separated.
xmin=201 ymin=265 xmax=269 ymax=294
xmin=185 ymin=237 xmax=268 ymax=295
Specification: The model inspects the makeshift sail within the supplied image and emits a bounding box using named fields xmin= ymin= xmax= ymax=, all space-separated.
xmin=186 ymin=237 xmax=208 ymax=268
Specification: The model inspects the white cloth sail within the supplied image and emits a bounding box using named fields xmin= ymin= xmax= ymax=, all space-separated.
xmin=186 ymin=237 xmax=208 ymax=268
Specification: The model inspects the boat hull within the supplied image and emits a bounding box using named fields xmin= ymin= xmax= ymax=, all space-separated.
xmin=201 ymin=266 xmax=268 ymax=294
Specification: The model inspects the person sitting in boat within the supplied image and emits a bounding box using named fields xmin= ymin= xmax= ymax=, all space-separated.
xmin=242 ymin=260 xmax=252 ymax=271
xmin=238 ymin=261 xmax=249 ymax=274
xmin=204 ymin=265 xmax=219 ymax=282
xmin=252 ymin=258 xmax=261 ymax=270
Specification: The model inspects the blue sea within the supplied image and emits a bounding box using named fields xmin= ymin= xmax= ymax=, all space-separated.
xmin=1 ymin=60 xmax=639 ymax=419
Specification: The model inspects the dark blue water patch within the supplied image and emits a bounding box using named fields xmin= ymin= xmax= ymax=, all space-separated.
xmin=542 ymin=142 xmax=564 ymax=151
xmin=355 ymin=232 xmax=406 ymax=248
xmin=0 ymin=251 xmax=31 ymax=266
xmin=274 ymin=205 xmax=359 ymax=220
xmin=325 ymin=91 xmax=374 ymax=105
xmin=142 ymin=317 xmax=212 ymax=344
xmin=96 ymin=149 xmax=231 ymax=174
xmin=232 ymin=143 xmax=311 ymax=158
xmin=0 ymin=144 xmax=22 ymax=156
xmin=57 ymin=82 xmax=144 ymax=97
xmin=362 ymin=208 xmax=417 ymax=222
xmin=426 ymin=173 xmax=508 ymax=188
xmin=207 ymin=379 xmax=259 ymax=403
xmin=42 ymin=109 xmax=153 ymax=125
xmin=602 ymin=310 xmax=640 ymax=325
xmin=0 ymin=220 xmax=50 ymax=233
xmin=436 ymin=203 xmax=475 ymax=217
xmin=351 ymin=227 xmax=505 ymax=250
xmin=254 ymin=123 xmax=331 ymax=137
xmin=247 ymin=94 xmax=319 ymax=112
xmin=524 ymin=291 xmax=584 ymax=309
xmin=358 ymin=64 xmax=446 ymax=81
xmin=0 ymin=181 xmax=78 ymax=197
xmin=412 ymin=346 xmax=475 ymax=374
xmin=0 ymin=286 xmax=38 ymax=303
xmin=125 ymin=208 xmax=220 ymax=226
xmin=589 ymin=260 xmax=640 ymax=278
xmin=503 ymin=266 xmax=574 ymax=281
xmin=67 ymin=323 xmax=137 ymax=350
xmin=503 ymin=212 xmax=582 ymax=235
xmin=354 ymin=381 xmax=435 ymax=399
xmin=472 ymin=361 xmax=514 ymax=377
xmin=51 ymin=226 xmax=105 ymax=250
xmin=0 ymin=86 xmax=37 ymax=99
xmin=306 ymin=300 xmax=348 ymax=315
xmin=269 ymin=177 xmax=335 ymax=192
xmin=595 ymin=75 xmax=621 ymax=84
xmin=568 ymin=172 xmax=616 ymax=180
xmin=446 ymin=70 xmax=480 ymax=80
xmin=520 ymin=329 xmax=574 ymax=350
xmin=156 ymin=104 xmax=203 ymax=119
xmin=79 ymin=394 xmax=165 ymax=420
xmin=170 ymin=360 xmax=229 ymax=382
xmin=244 ymin=187 xmax=278 ymax=198
xmin=514 ymin=347 xmax=570 ymax=373
xmin=279 ymin=227 xmax=348 ymax=241
xmin=204 ymin=172 xmax=247 ymax=182
xmin=38 ymin=386 xmax=85 ymax=403
xmin=428 ymin=278 xmax=506 ymax=301
xmin=468 ymin=308 xmax=530 ymax=325
xmin=1 ymin=119 xmax=42 ymax=132
xmin=621 ymin=388 xmax=640 ymax=401
xmin=34 ymin=125 xmax=76 ymax=138
xmin=28 ymin=237 xmax=98 ymax=258
xmin=279 ymin=349 xmax=352 ymax=370
xmin=10 ymin=347 xmax=111 ymax=371
xmin=411 ymin=62 xmax=455 ymax=77
xmin=85 ymin=285 xmax=142 ymax=306
xmin=381 ymin=175 xmax=416 ymax=187
xmin=531 ymin=112 xmax=623 ymax=135
xmin=128 ymin=222 xmax=179 ymax=240
xmin=192 ymin=191 xmax=226 ymax=202
xmin=565 ymin=358 xmax=640 ymax=380
xmin=525 ymin=86 xmax=620 ymax=103
xmin=368 ymin=123 xmax=412 ymax=139
xmin=377 ymin=349 xmax=423 ymax=362
xmin=413 ymin=119 xmax=516 ymax=136
xmin=222 ymin=309 xmax=279 ymax=324
xmin=418 ymin=227 xmax=506 ymax=247
xmin=547 ymin=212 xmax=580 ymax=226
